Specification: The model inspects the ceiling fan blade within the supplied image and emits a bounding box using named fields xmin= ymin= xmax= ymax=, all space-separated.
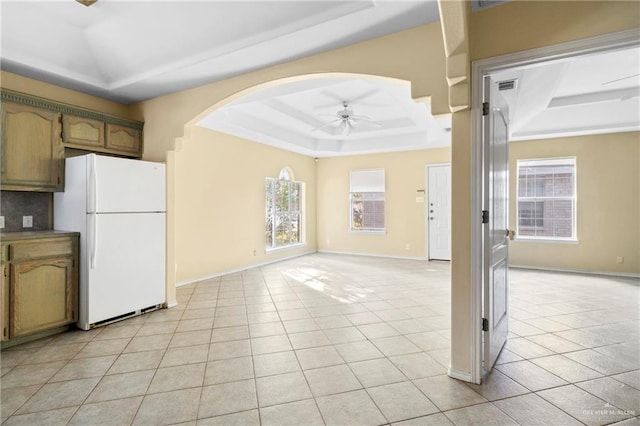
xmin=311 ymin=118 xmax=341 ymax=132
xmin=352 ymin=115 xmax=382 ymax=127
xmin=350 ymin=88 xmax=380 ymax=104
xmin=602 ymin=73 xmax=640 ymax=85
xmin=314 ymin=91 xmax=348 ymax=109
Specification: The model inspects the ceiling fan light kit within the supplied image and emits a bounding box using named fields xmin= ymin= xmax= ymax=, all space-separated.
xmin=76 ymin=0 xmax=98 ymax=7
xmin=312 ymin=101 xmax=381 ymax=136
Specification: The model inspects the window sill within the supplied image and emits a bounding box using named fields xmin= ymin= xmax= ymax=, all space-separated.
xmin=514 ymin=238 xmax=579 ymax=244
xmin=349 ymin=230 xmax=387 ymax=235
xmin=266 ymin=243 xmax=306 ymax=253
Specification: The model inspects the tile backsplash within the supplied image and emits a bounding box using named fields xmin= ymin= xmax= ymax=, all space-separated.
xmin=0 ymin=191 xmax=52 ymax=232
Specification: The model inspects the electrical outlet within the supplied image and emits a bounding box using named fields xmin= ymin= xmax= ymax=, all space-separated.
xmin=0 ymin=216 xmax=4 ymax=229
xmin=616 ymin=256 xmax=624 ymax=264
xmin=22 ymin=215 xmax=33 ymax=228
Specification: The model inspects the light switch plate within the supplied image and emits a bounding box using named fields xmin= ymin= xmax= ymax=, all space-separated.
xmin=22 ymin=215 xmax=33 ymax=228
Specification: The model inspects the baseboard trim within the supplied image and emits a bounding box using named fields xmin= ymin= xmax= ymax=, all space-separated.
xmin=317 ymin=249 xmax=427 ymax=262
xmin=448 ymin=366 xmax=474 ymax=383
xmin=509 ymin=264 xmax=640 ymax=279
xmin=176 ymin=250 xmax=316 ymax=287
xmin=166 ymin=300 xmax=178 ymax=308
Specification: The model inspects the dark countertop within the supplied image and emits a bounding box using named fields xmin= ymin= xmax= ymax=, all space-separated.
xmin=0 ymin=230 xmax=80 ymax=241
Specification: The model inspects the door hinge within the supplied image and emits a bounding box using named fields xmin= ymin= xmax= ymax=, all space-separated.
xmin=3 ymin=327 xmax=6 ymax=337
xmin=482 ymin=102 xmax=490 ymax=116
xmin=482 ymin=210 xmax=489 ymax=224
xmin=482 ymin=318 xmax=489 ymax=332
xmin=3 ymin=267 xmax=6 ymax=277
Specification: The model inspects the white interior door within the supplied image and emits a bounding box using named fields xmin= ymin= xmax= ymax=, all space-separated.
xmin=483 ymin=76 xmax=510 ymax=371
xmin=427 ymin=164 xmax=451 ymax=260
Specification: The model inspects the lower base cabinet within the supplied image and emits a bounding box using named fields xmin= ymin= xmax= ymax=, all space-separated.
xmin=1 ymin=233 xmax=79 ymax=342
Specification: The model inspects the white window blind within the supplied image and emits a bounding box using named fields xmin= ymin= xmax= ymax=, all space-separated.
xmin=349 ymin=169 xmax=385 ymax=193
xmin=516 ymin=158 xmax=576 ymax=241
xmin=350 ymin=169 xmax=385 ymax=232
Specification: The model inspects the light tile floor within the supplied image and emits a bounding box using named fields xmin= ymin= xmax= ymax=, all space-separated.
xmin=1 ymin=253 xmax=638 ymax=425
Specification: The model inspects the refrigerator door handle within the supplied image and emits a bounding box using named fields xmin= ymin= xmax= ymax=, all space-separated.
xmin=89 ymin=154 xmax=97 ymax=213
xmin=89 ymin=213 xmax=98 ymax=269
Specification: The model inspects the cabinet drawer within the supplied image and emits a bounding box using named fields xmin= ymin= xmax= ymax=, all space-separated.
xmin=9 ymin=239 xmax=73 ymax=261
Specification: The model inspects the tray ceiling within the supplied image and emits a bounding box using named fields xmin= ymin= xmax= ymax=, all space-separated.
xmin=1 ymin=1 xmax=636 ymax=157
xmin=0 ymin=0 xmax=440 ymax=104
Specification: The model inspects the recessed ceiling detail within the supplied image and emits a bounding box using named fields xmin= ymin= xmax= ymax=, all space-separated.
xmin=492 ymin=46 xmax=640 ymax=141
xmin=0 ymin=1 xmax=440 ymax=104
xmin=197 ymin=77 xmax=451 ymax=157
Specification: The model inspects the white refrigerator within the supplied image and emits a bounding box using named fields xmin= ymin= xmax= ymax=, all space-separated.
xmin=54 ymin=154 xmax=166 ymax=330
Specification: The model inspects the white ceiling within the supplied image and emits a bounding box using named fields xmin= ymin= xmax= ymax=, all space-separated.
xmin=493 ymin=46 xmax=640 ymax=141
xmin=1 ymin=1 xmax=638 ymax=158
xmin=0 ymin=0 xmax=439 ymax=104
xmin=197 ymin=76 xmax=451 ymax=157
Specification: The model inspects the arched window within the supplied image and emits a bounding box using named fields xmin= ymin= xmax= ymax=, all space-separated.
xmin=265 ymin=167 xmax=303 ymax=249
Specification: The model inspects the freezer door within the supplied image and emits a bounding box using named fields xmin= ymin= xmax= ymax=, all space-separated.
xmin=86 ymin=212 xmax=165 ymax=325
xmin=89 ymin=154 xmax=166 ymax=213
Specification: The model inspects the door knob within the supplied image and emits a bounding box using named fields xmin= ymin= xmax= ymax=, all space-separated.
xmin=506 ymin=229 xmax=515 ymax=240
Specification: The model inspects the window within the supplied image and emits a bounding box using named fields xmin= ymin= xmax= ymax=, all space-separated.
xmin=516 ymin=158 xmax=576 ymax=241
xmin=265 ymin=168 xmax=302 ymax=249
xmin=350 ymin=169 xmax=385 ymax=232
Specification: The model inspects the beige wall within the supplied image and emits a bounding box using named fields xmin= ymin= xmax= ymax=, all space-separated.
xmin=134 ymin=22 xmax=450 ymax=298
xmin=448 ymin=0 xmax=639 ymax=378
xmin=509 ymin=132 xmax=640 ymax=275
xmin=317 ymin=148 xmax=451 ymax=259
xmin=173 ymin=126 xmax=317 ymax=284
xmin=470 ymin=1 xmax=640 ymax=61
xmin=132 ymin=23 xmax=448 ymax=162
xmin=0 ymin=71 xmax=134 ymax=119
xmin=4 ymin=0 xmax=638 ymax=380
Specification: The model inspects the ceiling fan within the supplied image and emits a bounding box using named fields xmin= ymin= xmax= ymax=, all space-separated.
xmin=312 ymin=102 xmax=381 ymax=136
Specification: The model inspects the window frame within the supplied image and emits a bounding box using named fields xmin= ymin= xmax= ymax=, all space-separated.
xmin=515 ymin=157 xmax=577 ymax=243
xmin=349 ymin=169 xmax=386 ymax=233
xmin=265 ymin=169 xmax=304 ymax=251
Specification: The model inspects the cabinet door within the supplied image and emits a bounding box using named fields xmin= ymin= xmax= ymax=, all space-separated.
xmin=62 ymin=115 xmax=105 ymax=149
xmin=10 ymin=257 xmax=75 ymax=337
xmin=1 ymin=262 xmax=8 ymax=341
xmin=1 ymin=102 xmax=64 ymax=191
xmin=105 ymin=123 xmax=142 ymax=157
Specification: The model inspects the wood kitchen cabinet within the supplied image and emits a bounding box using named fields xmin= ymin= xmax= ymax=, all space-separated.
xmin=1 ymin=232 xmax=79 ymax=344
xmin=1 ymin=248 xmax=8 ymax=342
xmin=1 ymin=102 xmax=64 ymax=192
xmin=105 ymin=123 xmax=142 ymax=157
xmin=1 ymin=90 xmax=144 ymax=187
xmin=62 ymin=115 xmax=105 ymax=149
xmin=63 ymin=116 xmax=142 ymax=158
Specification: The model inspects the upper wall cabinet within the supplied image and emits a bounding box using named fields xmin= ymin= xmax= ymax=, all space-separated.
xmin=105 ymin=123 xmax=142 ymax=157
xmin=62 ymin=117 xmax=142 ymax=158
xmin=1 ymin=90 xmax=144 ymax=190
xmin=62 ymin=115 xmax=105 ymax=149
xmin=1 ymin=102 xmax=64 ymax=192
